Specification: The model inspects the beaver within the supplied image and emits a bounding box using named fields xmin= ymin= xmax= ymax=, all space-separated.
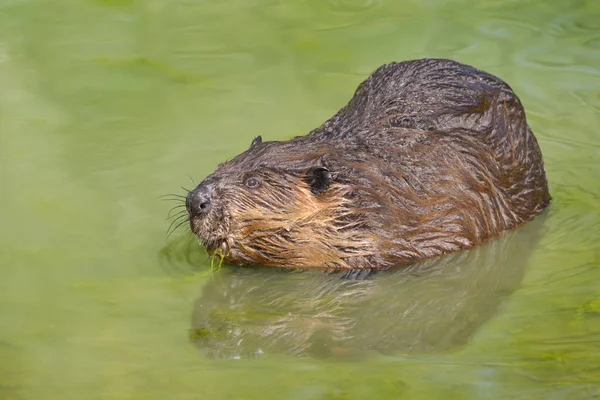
xmin=185 ymin=58 xmax=551 ymax=270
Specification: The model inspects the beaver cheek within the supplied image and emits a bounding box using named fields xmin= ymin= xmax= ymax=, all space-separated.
xmin=189 ymin=217 xmax=204 ymax=236
xmin=190 ymin=210 xmax=216 ymax=240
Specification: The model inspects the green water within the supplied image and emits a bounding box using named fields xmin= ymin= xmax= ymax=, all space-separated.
xmin=1 ymin=0 xmax=599 ymax=398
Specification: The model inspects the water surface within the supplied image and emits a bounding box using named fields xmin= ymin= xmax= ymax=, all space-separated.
xmin=1 ymin=0 xmax=600 ymax=399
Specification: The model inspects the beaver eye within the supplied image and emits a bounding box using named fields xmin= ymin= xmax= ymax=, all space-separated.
xmin=245 ymin=177 xmax=260 ymax=189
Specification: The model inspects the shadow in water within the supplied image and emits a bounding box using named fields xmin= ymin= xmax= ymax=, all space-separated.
xmin=174 ymin=215 xmax=547 ymax=359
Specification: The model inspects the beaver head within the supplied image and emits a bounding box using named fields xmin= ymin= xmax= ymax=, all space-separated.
xmin=186 ymin=134 xmax=385 ymax=270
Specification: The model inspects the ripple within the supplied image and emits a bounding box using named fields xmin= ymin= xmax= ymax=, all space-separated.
xmin=583 ymin=37 xmax=600 ymax=49
xmin=159 ymin=233 xmax=211 ymax=278
xmin=513 ymin=49 xmax=600 ymax=76
xmin=0 ymin=44 xmax=9 ymax=64
xmin=569 ymin=90 xmax=600 ymax=113
xmin=477 ymin=19 xmax=542 ymax=38
xmin=328 ymin=0 xmax=380 ymax=12
xmin=550 ymin=13 xmax=600 ymax=35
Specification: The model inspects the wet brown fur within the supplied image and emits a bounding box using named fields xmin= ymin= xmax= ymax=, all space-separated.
xmin=186 ymin=59 xmax=551 ymax=270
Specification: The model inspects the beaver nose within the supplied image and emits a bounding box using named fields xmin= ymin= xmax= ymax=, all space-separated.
xmin=186 ymin=182 xmax=213 ymax=218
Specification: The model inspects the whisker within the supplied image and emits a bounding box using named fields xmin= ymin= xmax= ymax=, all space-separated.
xmin=168 ymin=206 xmax=187 ymax=219
xmin=186 ymin=174 xmax=196 ymax=187
xmin=161 ymin=199 xmax=186 ymax=204
xmin=167 ymin=218 xmax=191 ymax=239
xmin=160 ymin=196 xmax=186 ymax=204
xmin=168 ymin=210 xmax=187 ymax=218
xmin=167 ymin=211 xmax=188 ymax=222
xmin=166 ymin=214 xmax=188 ymax=237
xmin=161 ymin=179 xmax=196 ymax=237
xmin=160 ymin=196 xmax=186 ymax=205
xmin=170 ymin=213 xmax=188 ymax=224
xmin=160 ymin=193 xmax=187 ymax=199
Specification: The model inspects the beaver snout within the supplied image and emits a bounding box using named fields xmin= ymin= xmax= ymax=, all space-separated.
xmin=186 ymin=181 xmax=213 ymax=219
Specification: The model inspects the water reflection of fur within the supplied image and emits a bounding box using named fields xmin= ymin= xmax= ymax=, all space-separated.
xmin=190 ymin=214 xmax=545 ymax=359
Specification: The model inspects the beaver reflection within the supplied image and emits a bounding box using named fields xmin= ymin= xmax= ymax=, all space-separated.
xmin=185 ymin=58 xmax=550 ymax=270
xmin=190 ymin=214 xmax=545 ymax=359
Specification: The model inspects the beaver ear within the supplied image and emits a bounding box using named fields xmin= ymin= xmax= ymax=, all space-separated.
xmin=250 ymin=135 xmax=262 ymax=149
xmin=306 ymin=167 xmax=332 ymax=195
